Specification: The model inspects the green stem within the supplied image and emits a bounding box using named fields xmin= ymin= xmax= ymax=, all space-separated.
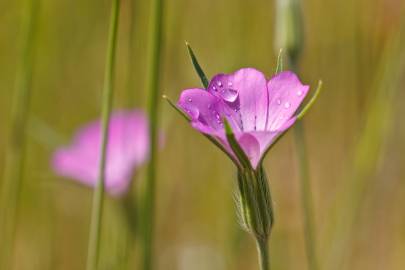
xmin=0 ymin=0 xmax=38 ymax=268
xmin=141 ymin=0 xmax=163 ymax=269
xmin=85 ymin=0 xmax=120 ymax=269
xmin=126 ymin=0 xmax=136 ymax=108
xmin=293 ymin=122 xmax=319 ymax=270
xmin=256 ymin=238 xmax=270 ymax=270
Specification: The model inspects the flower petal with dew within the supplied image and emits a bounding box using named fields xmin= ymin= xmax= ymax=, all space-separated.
xmin=52 ymin=110 xmax=150 ymax=196
xmin=177 ymin=68 xmax=309 ymax=169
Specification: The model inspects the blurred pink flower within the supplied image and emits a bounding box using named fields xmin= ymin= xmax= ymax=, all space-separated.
xmin=177 ymin=68 xmax=309 ymax=169
xmin=52 ymin=110 xmax=149 ymax=196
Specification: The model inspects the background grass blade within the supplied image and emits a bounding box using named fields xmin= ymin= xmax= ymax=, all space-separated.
xmin=126 ymin=0 xmax=137 ymax=108
xmin=85 ymin=0 xmax=120 ymax=269
xmin=274 ymin=0 xmax=320 ymax=269
xmin=323 ymin=25 xmax=405 ymax=270
xmin=140 ymin=0 xmax=164 ymax=269
xmin=0 ymin=0 xmax=39 ymax=268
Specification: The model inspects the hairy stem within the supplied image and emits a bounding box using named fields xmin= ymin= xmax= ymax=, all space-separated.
xmin=256 ymin=237 xmax=270 ymax=270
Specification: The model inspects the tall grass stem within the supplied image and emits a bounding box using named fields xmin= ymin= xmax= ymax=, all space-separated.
xmin=0 ymin=0 xmax=38 ymax=268
xmin=85 ymin=0 xmax=120 ymax=269
xmin=293 ymin=121 xmax=319 ymax=270
xmin=274 ymin=0 xmax=320 ymax=268
xmin=141 ymin=0 xmax=164 ymax=269
xmin=323 ymin=26 xmax=404 ymax=270
xmin=126 ymin=0 xmax=136 ymax=108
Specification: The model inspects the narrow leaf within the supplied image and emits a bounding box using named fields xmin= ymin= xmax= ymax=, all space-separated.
xmin=185 ymin=41 xmax=209 ymax=88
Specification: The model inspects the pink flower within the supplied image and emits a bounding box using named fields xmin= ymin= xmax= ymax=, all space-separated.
xmin=52 ymin=110 xmax=149 ymax=196
xmin=177 ymin=68 xmax=309 ymax=169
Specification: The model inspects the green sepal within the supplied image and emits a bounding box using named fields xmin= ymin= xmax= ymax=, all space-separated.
xmin=297 ymin=80 xmax=323 ymax=120
xmin=235 ymin=166 xmax=273 ymax=241
xmin=275 ymin=48 xmax=284 ymax=74
xmin=162 ymin=94 xmax=190 ymax=121
xmin=223 ymin=119 xmax=252 ymax=170
xmin=185 ymin=41 xmax=209 ymax=88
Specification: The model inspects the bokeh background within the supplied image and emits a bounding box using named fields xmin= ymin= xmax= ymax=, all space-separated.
xmin=0 ymin=0 xmax=404 ymax=269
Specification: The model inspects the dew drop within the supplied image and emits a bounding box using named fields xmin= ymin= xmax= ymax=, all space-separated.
xmin=217 ymin=81 xmax=223 ymax=87
xmin=284 ymin=102 xmax=291 ymax=109
xmin=213 ymin=86 xmax=217 ymax=91
xmin=188 ymin=98 xmax=192 ymax=102
xmin=215 ymin=113 xmax=220 ymax=120
xmin=220 ymin=88 xmax=239 ymax=102
xmin=276 ymin=99 xmax=282 ymax=105
xmin=297 ymin=90 xmax=302 ymax=96
xmin=228 ymin=82 xmax=233 ymax=87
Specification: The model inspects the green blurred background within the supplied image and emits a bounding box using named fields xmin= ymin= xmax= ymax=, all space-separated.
xmin=0 ymin=0 xmax=404 ymax=269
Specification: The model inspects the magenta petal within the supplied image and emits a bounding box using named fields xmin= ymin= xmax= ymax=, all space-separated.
xmin=208 ymin=68 xmax=269 ymax=132
xmin=52 ymin=110 xmax=150 ymax=197
xmin=266 ymin=71 xmax=309 ymax=131
xmin=247 ymin=117 xmax=297 ymax=164
xmin=178 ymin=88 xmax=225 ymax=131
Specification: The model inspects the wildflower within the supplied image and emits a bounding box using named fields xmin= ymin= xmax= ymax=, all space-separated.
xmin=167 ymin=45 xmax=321 ymax=270
xmin=177 ymin=68 xmax=309 ymax=169
xmin=52 ymin=110 xmax=149 ymax=196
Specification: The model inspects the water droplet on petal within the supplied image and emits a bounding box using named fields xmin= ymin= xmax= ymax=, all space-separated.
xmin=215 ymin=113 xmax=220 ymax=120
xmin=284 ymin=102 xmax=291 ymax=109
xmin=217 ymin=81 xmax=223 ymax=87
xmin=220 ymin=88 xmax=239 ymax=102
xmin=276 ymin=99 xmax=281 ymax=105
xmin=297 ymin=90 xmax=302 ymax=96
xmin=228 ymin=82 xmax=233 ymax=87
xmin=188 ymin=98 xmax=192 ymax=102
